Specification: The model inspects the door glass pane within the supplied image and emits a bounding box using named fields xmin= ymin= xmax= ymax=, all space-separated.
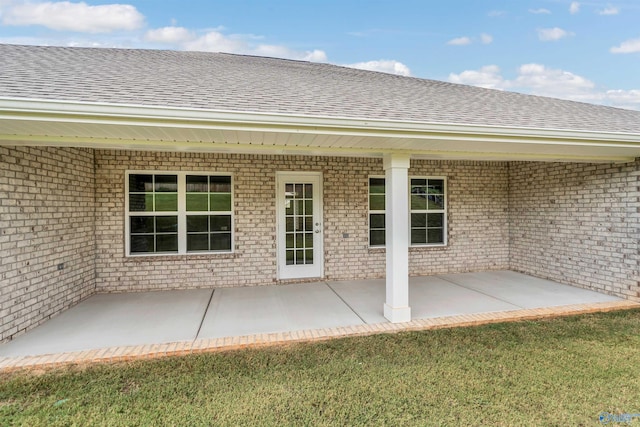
xmin=284 ymin=181 xmax=315 ymax=266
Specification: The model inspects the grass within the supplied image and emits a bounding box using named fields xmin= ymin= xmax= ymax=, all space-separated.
xmin=1 ymin=309 xmax=640 ymax=426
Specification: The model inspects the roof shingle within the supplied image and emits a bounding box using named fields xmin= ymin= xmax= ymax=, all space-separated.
xmin=2 ymin=44 xmax=640 ymax=134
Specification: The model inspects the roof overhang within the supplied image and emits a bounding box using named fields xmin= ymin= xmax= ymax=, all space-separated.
xmin=1 ymin=98 xmax=640 ymax=163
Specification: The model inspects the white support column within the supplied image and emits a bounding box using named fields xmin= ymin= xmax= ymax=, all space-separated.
xmin=383 ymin=153 xmax=411 ymax=323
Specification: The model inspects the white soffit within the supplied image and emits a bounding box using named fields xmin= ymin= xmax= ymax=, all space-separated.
xmin=1 ymin=98 xmax=640 ymax=162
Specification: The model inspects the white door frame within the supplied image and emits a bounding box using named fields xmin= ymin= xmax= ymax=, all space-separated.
xmin=276 ymin=171 xmax=324 ymax=280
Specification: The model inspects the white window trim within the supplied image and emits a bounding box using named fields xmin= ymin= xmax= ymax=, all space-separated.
xmin=368 ymin=175 xmax=448 ymax=248
xmin=125 ymin=170 xmax=234 ymax=257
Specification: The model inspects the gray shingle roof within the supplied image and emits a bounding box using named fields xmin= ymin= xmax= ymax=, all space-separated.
xmin=2 ymin=43 xmax=640 ymax=134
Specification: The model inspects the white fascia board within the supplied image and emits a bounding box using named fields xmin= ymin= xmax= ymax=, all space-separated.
xmin=2 ymin=97 xmax=640 ymax=147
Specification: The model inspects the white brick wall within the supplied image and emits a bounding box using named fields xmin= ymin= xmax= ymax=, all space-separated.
xmin=509 ymin=160 xmax=640 ymax=301
xmin=3 ymin=146 xmax=637 ymax=342
xmin=0 ymin=146 xmax=96 ymax=342
xmin=94 ymin=151 xmax=509 ymax=291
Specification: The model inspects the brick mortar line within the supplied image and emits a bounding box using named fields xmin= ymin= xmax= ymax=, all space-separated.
xmin=1 ymin=301 xmax=638 ymax=373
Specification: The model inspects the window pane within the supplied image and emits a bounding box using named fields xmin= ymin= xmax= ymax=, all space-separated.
xmin=130 ymin=216 xmax=154 ymax=234
xmin=369 ymin=178 xmax=385 ymax=194
xmin=427 ymin=213 xmax=444 ymax=228
xmin=187 ymin=234 xmax=209 ymax=252
xmin=210 ymin=194 xmax=231 ymax=211
xmin=210 ymin=215 xmax=231 ymax=232
xmin=370 ymin=194 xmax=385 ymax=210
xmin=210 ymin=175 xmax=231 ymax=193
xmin=429 ymin=195 xmax=445 ymax=210
xmin=156 ymin=234 xmax=178 ymax=252
xmin=155 ymin=175 xmax=178 ymax=192
xmin=427 ymin=228 xmax=444 ymax=244
xmin=411 ymin=213 xmax=426 ymax=228
xmin=411 ymin=195 xmax=427 ymax=210
xmin=131 ymin=235 xmax=154 ymax=253
xmin=411 ymin=229 xmax=427 ymax=244
xmin=411 ymin=178 xmax=427 ymax=186
xmin=370 ymin=213 xmax=385 ymax=229
xmin=186 ymin=193 xmax=208 ymax=211
xmin=428 ymin=180 xmax=444 ymax=195
xmin=187 ymin=215 xmax=208 ymax=233
xmin=156 ymin=216 xmax=178 ymax=233
xmin=370 ymin=230 xmax=385 ymax=246
xmin=186 ymin=175 xmax=208 ymax=192
xmin=129 ymin=194 xmax=153 ymax=212
xmin=210 ymin=233 xmax=231 ymax=251
xmin=155 ymin=194 xmax=178 ymax=211
xmin=129 ymin=174 xmax=153 ymax=192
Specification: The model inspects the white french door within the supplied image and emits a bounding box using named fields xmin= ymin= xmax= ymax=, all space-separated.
xmin=276 ymin=172 xmax=324 ymax=279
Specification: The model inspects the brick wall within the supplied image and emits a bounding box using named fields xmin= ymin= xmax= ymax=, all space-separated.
xmin=95 ymin=151 xmax=509 ymax=291
xmin=509 ymin=160 xmax=640 ymax=301
xmin=0 ymin=146 xmax=96 ymax=342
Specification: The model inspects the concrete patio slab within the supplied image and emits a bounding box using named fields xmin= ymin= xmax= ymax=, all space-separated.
xmin=0 ymin=271 xmax=629 ymax=363
xmin=409 ymin=276 xmax=522 ymax=318
xmin=197 ymin=282 xmax=364 ymax=338
xmin=0 ymin=289 xmax=213 ymax=357
xmin=440 ymin=271 xmax=622 ymax=308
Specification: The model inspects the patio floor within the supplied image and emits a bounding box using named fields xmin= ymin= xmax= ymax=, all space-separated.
xmin=1 ymin=271 xmax=636 ymax=370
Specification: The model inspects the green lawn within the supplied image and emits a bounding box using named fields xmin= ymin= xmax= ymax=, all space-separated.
xmin=2 ymin=309 xmax=640 ymax=426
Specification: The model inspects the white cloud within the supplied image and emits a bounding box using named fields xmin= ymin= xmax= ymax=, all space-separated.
xmin=447 ymin=36 xmax=471 ymax=46
xmin=537 ymin=27 xmax=574 ymax=41
xmin=598 ymin=6 xmax=619 ymax=15
xmin=529 ymin=8 xmax=551 ymax=14
xmin=447 ymin=63 xmax=640 ymax=110
xmin=570 ymin=1 xmax=580 ymax=14
xmin=1 ymin=1 xmax=145 ymax=33
xmin=480 ymin=33 xmax=493 ymax=44
xmin=488 ymin=10 xmax=507 ymax=17
xmin=145 ymin=26 xmax=195 ymax=44
xmin=610 ymin=38 xmax=640 ymax=53
xmin=448 ymin=65 xmax=504 ymax=89
xmin=143 ymin=28 xmax=328 ymax=62
xmin=346 ymin=60 xmax=411 ymax=76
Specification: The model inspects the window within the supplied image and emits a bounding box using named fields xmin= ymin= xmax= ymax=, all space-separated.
xmin=126 ymin=172 xmax=233 ymax=255
xmin=368 ymin=176 xmax=447 ymax=247
xmin=368 ymin=177 xmax=386 ymax=247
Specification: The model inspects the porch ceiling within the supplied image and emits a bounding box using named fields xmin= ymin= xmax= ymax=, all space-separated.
xmin=2 ymin=98 xmax=640 ymax=162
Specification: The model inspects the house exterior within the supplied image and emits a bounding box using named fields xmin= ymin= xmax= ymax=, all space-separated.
xmin=1 ymin=44 xmax=640 ymax=342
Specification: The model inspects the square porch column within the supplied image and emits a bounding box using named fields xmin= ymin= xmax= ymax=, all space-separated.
xmin=383 ymin=153 xmax=411 ymax=323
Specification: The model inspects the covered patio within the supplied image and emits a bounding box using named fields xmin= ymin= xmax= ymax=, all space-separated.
xmin=1 ymin=271 xmax=632 ymax=369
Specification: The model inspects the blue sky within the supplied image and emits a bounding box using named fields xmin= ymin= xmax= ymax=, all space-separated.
xmin=1 ymin=0 xmax=639 ymax=110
